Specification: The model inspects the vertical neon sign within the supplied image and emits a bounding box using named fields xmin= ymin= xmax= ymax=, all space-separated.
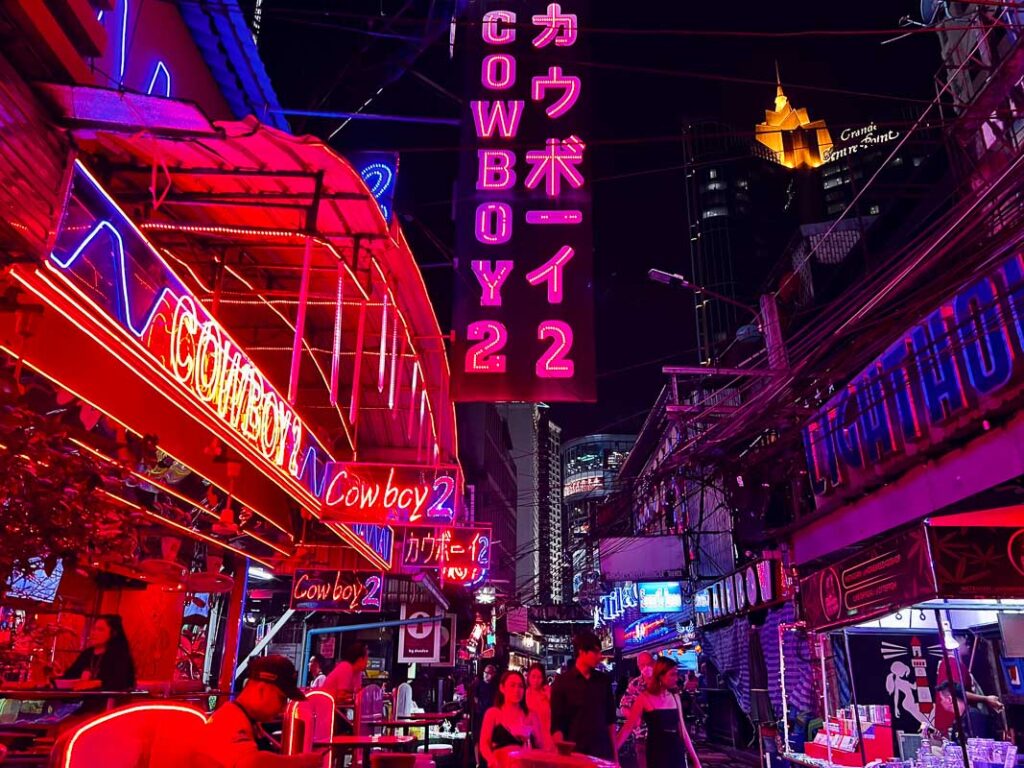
xmin=451 ymin=1 xmax=596 ymax=402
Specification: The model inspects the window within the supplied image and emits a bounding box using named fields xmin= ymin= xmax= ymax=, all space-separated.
xmin=704 ymin=181 xmax=726 ymax=191
xmin=702 ymin=207 xmax=727 ymax=219
xmin=869 ymin=205 xmax=880 ymax=215
xmin=708 ymin=168 xmax=719 ymax=180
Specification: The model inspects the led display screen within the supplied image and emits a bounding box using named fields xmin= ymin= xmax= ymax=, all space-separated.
xmin=638 ymin=581 xmax=683 ymax=614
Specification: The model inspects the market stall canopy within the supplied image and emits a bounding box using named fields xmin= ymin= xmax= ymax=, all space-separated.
xmin=40 ymin=87 xmax=456 ymax=467
xmin=799 ymin=512 xmax=1024 ymax=631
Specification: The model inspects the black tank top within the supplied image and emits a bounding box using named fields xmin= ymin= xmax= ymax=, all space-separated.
xmin=491 ymin=722 xmax=537 ymax=750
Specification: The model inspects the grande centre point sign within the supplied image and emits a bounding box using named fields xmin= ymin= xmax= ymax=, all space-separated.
xmin=824 ymin=122 xmax=901 ymax=163
xmin=802 ymin=254 xmax=1024 ymax=505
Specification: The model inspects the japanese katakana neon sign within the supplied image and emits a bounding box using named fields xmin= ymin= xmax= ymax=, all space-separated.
xmin=321 ymin=463 xmax=460 ymax=525
xmin=401 ymin=525 xmax=491 ymax=586
xmin=451 ymin=1 xmax=595 ymax=402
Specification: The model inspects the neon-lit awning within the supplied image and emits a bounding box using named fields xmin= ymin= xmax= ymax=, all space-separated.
xmin=61 ymin=110 xmax=455 ymax=469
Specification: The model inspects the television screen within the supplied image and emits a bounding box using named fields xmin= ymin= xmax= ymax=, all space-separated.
xmin=638 ymin=581 xmax=683 ymax=614
xmin=6 ymin=559 xmax=64 ymax=603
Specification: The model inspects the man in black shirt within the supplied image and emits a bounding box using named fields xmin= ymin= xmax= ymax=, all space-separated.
xmin=550 ymin=631 xmax=617 ymax=761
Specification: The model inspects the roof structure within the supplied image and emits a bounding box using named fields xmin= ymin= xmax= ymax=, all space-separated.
xmin=61 ymin=106 xmax=456 ymax=469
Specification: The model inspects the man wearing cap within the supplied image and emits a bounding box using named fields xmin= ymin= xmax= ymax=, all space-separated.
xmin=203 ymin=655 xmax=325 ymax=767
xmin=550 ymin=631 xmax=618 ymax=762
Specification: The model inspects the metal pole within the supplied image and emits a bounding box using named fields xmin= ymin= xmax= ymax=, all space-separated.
xmin=288 ymin=235 xmax=314 ymax=405
xmin=934 ymin=609 xmax=971 ymax=767
xmin=330 ymin=260 xmax=344 ymax=405
xmin=841 ymin=629 xmax=869 ymax=767
xmin=218 ymin=564 xmax=249 ymax=693
xmin=779 ymin=624 xmax=790 ymax=753
xmin=818 ymin=634 xmax=834 ymax=768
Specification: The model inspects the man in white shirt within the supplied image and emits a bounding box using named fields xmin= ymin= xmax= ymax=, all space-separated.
xmin=203 ymin=655 xmax=323 ymax=768
xmin=307 ymin=656 xmax=327 ymax=690
xmin=394 ymin=671 xmax=416 ymax=718
xmin=322 ymin=642 xmax=369 ymax=706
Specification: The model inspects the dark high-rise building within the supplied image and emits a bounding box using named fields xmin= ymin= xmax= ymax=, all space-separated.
xmin=561 ymin=434 xmax=634 ymax=602
xmin=457 ymin=404 xmax=517 ymax=589
xmin=683 ymin=122 xmax=796 ymax=365
xmin=497 ymin=404 xmax=563 ymax=604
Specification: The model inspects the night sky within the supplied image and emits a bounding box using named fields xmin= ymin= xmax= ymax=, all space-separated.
xmin=255 ymin=1 xmax=939 ymax=439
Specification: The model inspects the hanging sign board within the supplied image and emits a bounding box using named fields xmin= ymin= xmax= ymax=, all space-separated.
xmin=398 ymin=602 xmax=443 ymax=663
xmin=289 ymin=570 xmax=385 ymax=612
xmin=451 ymin=0 xmax=596 ymax=402
xmin=320 ymin=463 xmax=460 ymax=525
xmin=695 ymin=559 xmax=785 ymax=628
xmin=802 ymin=253 xmax=1024 ymax=509
xmin=402 ymin=524 xmax=492 ymax=586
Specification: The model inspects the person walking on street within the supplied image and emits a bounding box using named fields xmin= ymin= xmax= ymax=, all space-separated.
xmin=306 ymin=656 xmax=326 ymax=690
xmin=550 ymin=631 xmax=617 ymax=762
xmin=468 ymin=664 xmax=499 ymax=767
xmin=321 ymin=642 xmax=368 ymax=707
xmin=617 ymin=658 xmax=701 ymax=768
xmin=480 ymin=671 xmax=552 ymax=768
xmin=525 ymin=663 xmax=552 ymax=737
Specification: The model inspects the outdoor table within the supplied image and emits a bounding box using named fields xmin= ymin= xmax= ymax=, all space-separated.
xmin=374 ymin=718 xmax=438 ymax=751
xmin=0 ymin=689 xmax=146 ymax=712
xmin=314 ymin=733 xmax=415 ymax=765
xmin=506 ymin=749 xmax=617 ymax=768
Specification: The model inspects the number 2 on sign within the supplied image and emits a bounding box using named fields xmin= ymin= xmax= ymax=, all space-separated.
xmin=465 ymin=320 xmax=575 ymax=379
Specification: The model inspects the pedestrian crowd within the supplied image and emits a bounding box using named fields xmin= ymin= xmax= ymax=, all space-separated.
xmin=466 ymin=630 xmax=702 ymax=768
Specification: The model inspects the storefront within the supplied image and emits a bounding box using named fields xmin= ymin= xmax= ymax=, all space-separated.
xmin=781 ymin=516 xmax=1024 ymax=767
xmin=691 ymin=559 xmax=801 ymax=750
xmin=0 ymin=1 xmax=468 ymax=757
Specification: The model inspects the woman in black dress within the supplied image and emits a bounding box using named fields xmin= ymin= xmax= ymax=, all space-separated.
xmin=617 ymin=658 xmax=701 ymax=768
xmin=60 ymin=614 xmax=137 ymax=691
xmin=480 ymin=670 xmax=552 ymax=768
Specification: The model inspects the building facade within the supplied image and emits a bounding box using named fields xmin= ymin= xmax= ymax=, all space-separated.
xmin=496 ymin=404 xmax=563 ymax=604
xmin=457 ymin=404 xmax=518 ymax=589
xmin=561 ymin=434 xmax=634 ymax=602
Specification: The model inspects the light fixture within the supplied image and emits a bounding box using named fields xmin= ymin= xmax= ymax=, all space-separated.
xmin=248 ymin=566 xmax=275 ymax=582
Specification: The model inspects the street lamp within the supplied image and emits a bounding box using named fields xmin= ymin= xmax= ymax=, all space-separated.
xmin=647 ymin=269 xmax=761 ymax=324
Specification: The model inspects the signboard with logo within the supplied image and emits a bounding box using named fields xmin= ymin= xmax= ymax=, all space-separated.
xmin=398 ymin=602 xmax=443 ymax=663
xmin=695 ymin=559 xmax=785 ymax=628
xmin=289 ymin=570 xmax=385 ymax=612
xmin=451 ymin=0 xmax=596 ymax=402
xmin=824 ymin=123 xmax=901 ymax=163
xmin=617 ymin=612 xmax=695 ymax=654
xmin=930 ymin=524 xmax=1024 ymax=599
xmin=638 ymin=582 xmax=683 ymax=614
xmin=800 ymin=528 xmax=933 ymax=631
xmin=320 ymin=463 xmax=460 ymax=525
xmin=401 ymin=524 xmax=492 ymax=586
xmin=595 ymin=582 xmax=638 ymax=626
xmin=802 ymin=253 xmax=1024 ymax=509
xmin=50 ymin=163 xmax=333 ymax=506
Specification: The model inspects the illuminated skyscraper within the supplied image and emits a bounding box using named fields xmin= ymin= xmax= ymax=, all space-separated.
xmin=755 ymin=66 xmax=833 ymax=169
xmin=561 ymin=434 xmax=634 ymax=602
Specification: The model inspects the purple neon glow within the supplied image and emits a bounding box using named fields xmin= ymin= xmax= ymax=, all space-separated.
xmin=525 ymin=245 xmax=574 ymax=304
xmin=471 ymin=260 xmax=514 ymax=306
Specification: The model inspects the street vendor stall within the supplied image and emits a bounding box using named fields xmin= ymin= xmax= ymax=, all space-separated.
xmin=779 ymin=513 xmax=1024 ymax=768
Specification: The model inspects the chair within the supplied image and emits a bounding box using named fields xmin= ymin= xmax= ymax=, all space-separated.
xmin=370 ymin=753 xmax=416 ymax=768
xmin=284 ymin=691 xmax=335 ymax=767
xmin=52 ymin=701 xmax=217 ymax=768
xmin=354 ymin=684 xmax=385 ymax=736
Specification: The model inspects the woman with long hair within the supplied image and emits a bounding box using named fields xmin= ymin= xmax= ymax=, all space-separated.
xmin=616 ymin=658 xmax=701 ymax=768
xmin=60 ymin=614 xmax=136 ymax=691
xmin=525 ymin=663 xmax=551 ymax=737
xmin=480 ymin=671 xmax=552 ymax=767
